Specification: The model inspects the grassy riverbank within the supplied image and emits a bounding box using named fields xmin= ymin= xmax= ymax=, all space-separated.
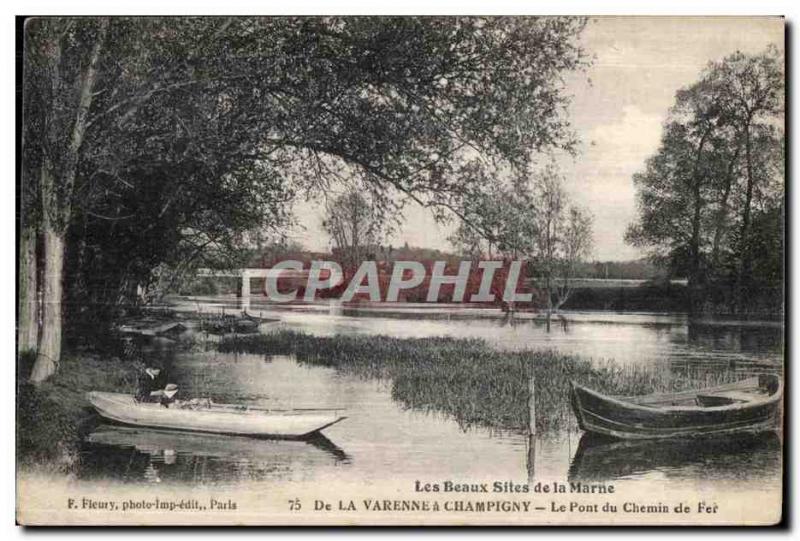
xmin=219 ymin=330 xmax=743 ymax=434
xmin=17 ymin=352 xmax=140 ymax=473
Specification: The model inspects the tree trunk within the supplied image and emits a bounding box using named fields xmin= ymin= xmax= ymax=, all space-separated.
xmin=18 ymin=223 xmax=39 ymax=353
xmin=29 ymin=19 xmax=109 ymax=383
xmin=688 ymin=175 xmax=703 ymax=313
xmin=736 ymin=123 xmax=755 ymax=313
xmin=688 ymin=128 xmax=710 ymax=314
xmin=711 ymin=146 xmax=740 ymax=268
xmin=29 ymin=226 xmax=65 ymax=383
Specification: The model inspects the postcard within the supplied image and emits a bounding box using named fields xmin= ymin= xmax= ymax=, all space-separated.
xmin=16 ymin=15 xmax=784 ymax=526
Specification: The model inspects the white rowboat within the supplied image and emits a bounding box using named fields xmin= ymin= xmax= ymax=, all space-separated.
xmin=87 ymin=391 xmax=346 ymax=438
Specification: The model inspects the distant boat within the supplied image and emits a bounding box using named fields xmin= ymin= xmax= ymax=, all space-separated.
xmin=570 ymin=375 xmax=782 ymax=440
xmin=87 ymin=392 xmax=346 ymax=439
xmin=200 ymin=315 xmax=262 ymax=334
xmin=116 ymin=321 xmax=188 ymax=338
xmin=242 ymin=311 xmax=280 ymax=324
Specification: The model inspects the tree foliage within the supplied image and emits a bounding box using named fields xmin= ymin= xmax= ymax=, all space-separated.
xmin=529 ymin=166 xmax=594 ymax=313
xmin=449 ymin=164 xmax=594 ymax=316
xmin=322 ymin=189 xmax=389 ymax=269
xmin=626 ymin=47 xmax=784 ymax=314
xmin=21 ymin=16 xmax=589 ymax=370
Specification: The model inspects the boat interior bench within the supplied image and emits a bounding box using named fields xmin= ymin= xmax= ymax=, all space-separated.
xmin=695 ymin=390 xmax=761 ymax=407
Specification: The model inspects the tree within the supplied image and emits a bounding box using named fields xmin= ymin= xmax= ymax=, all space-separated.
xmin=21 ymin=16 xmax=588 ymax=381
xmin=322 ymin=189 xmax=388 ymax=269
xmin=449 ymin=165 xmax=594 ymax=327
xmin=530 ymin=167 xmax=593 ymax=330
xmin=552 ymin=206 xmax=594 ymax=311
xmin=707 ymin=49 xmax=784 ymax=309
xmin=448 ymin=176 xmax=537 ymax=260
xmin=626 ymin=47 xmax=783 ymax=314
xmin=24 ymin=19 xmax=110 ymax=382
xmin=625 ymin=119 xmax=720 ymax=311
xmin=19 ymin=41 xmax=41 ymax=354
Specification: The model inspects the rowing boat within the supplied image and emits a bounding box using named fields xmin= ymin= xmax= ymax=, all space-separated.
xmin=569 ymin=375 xmax=782 ymax=440
xmin=87 ymin=391 xmax=346 ymax=438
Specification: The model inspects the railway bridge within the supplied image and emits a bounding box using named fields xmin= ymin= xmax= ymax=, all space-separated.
xmin=196 ymin=268 xmax=309 ymax=310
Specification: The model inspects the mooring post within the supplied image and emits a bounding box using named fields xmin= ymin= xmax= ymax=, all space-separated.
xmin=527 ymin=359 xmax=536 ymax=483
xmin=240 ymin=270 xmax=251 ymax=312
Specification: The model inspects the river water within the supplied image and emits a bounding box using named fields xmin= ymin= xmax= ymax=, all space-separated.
xmin=78 ymin=295 xmax=784 ymax=499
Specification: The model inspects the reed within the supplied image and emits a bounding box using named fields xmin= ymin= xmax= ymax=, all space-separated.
xmin=219 ymin=331 xmax=749 ymax=434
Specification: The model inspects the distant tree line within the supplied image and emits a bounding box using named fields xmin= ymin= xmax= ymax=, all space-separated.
xmin=571 ymin=260 xmax=665 ymax=281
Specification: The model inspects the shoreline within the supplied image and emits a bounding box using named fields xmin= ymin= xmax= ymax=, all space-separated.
xmin=166 ymin=296 xmax=785 ymax=327
xmin=17 ymin=325 xmax=783 ymax=475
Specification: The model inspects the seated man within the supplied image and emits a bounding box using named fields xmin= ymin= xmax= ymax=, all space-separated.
xmin=135 ymin=366 xmax=168 ymax=402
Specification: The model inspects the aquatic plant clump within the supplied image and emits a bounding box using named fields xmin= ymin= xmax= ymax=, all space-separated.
xmin=219 ymin=331 xmax=744 ymax=434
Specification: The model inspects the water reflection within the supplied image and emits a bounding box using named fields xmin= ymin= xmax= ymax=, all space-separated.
xmin=171 ymin=298 xmax=783 ymax=367
xmin=80 ymin=299 xmax=783 ymax=493
xmin=568 ymin=431 xmax=782 ymax=483
xmin=80 ymin=354 xmax=529 ymax=486
xmin=80 ymin=424 xmax=350 ymax=485
xmin=687 ymin=321 xmax=784 ymax=356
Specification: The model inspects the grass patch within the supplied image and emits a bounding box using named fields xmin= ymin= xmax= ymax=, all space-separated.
xmin=17 ymin=352 xmax=140 ymax=473
xmin=220 ymin=331 xmax=746 ymax=434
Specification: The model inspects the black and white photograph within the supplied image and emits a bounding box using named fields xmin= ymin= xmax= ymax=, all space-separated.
xmin=14 ymin=14 xmax=785 ymax=526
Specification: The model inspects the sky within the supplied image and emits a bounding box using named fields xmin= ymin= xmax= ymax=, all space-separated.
xmin=287 ymin=16 xmax=784 ymax=261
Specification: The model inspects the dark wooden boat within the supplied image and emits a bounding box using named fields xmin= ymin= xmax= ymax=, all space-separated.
xmin=570 ymin=375 xmax=782 ymax=440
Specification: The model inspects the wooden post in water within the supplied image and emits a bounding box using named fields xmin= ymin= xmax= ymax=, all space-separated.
xmin=240 ymin=270 xmax=251 ymax=312
xmin=527 ymin=358 xmax=536 ymax=483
